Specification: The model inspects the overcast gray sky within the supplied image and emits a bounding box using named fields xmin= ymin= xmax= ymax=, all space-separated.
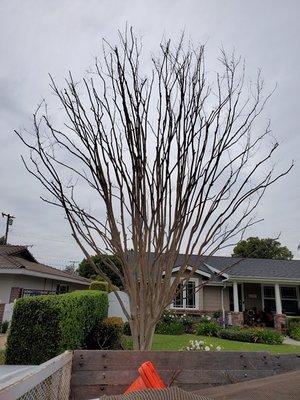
xmin=0 ymin=0 xmax=299 ymax=267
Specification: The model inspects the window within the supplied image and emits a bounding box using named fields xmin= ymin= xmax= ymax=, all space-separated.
xmin=281 ymin=287 xmax=298 ymax=315
xmin=186 ymin=281 xmax=196 ymax=308
xmin=263 ymin=285 xmax=299 ymax=315
xmin=172 ymin=279 xmax=198 ymax=309
xmin=263 ymin=286 xmax=276 ymax=312
xmin=56 ymin=284 xmax=69 ymax=294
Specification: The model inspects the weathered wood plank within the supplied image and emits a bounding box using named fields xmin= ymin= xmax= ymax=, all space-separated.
xmin=70 ymin=350 xmax=300 ymax=400
xmin=71 ymin=369 xmax=276 ymax=386
xmin=72 ymin=350 xmax=276 ymax=371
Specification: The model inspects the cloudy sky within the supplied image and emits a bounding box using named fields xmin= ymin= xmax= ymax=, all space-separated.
xmin=0 ymin=0 xmax=299 ymax=268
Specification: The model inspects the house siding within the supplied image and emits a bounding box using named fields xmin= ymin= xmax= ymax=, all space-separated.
xmin=0 ymin=273 xmax=87 ymax=304
xmin=203 ymin=286 xmax=230 ymax=311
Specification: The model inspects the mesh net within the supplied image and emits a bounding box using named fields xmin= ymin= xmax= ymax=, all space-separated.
xmin=17 ymin=359 xmax=72 ymax=400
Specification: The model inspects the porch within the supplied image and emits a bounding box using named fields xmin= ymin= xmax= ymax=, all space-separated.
xmin=229 ymin=281 xmax=300 ymax=330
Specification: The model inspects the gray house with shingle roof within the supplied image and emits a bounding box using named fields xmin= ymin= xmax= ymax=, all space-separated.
xmin=167 ymin=254 xmax=300 ymax=330
xmin=0 ymin=245 xmax=90 ymax=323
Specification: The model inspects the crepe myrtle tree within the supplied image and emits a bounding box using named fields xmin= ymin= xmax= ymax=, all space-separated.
xmin=16 ymin=29 xmax=292 ymax=350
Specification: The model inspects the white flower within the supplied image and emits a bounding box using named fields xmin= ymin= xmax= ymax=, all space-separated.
xmin=207 ymin=316 xmax=212 ymax=321
xmin=216 ymin=346 xmax=221 ymax=351
xmin=204 ymin=346 xmax=211 ymax=351
xmin=198 ymin=340 xmax=204 ymax=345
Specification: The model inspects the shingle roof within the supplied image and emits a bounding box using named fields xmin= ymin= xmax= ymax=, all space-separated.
xmin=0 ymin=245 xmax=90 ymax=285
xmin=203 ymin=255 xmax=300 ymax=281
xmin=135 ymin=251 xmax=300 ymax=282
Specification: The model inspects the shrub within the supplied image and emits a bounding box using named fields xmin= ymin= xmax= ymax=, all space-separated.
xmin=218 ymin=327 xmax=253 ymax=342
xmin=218 ymin=327 xmax=283 ymax=344
xmin=0 ymin=321 xmax=9 ymax=334
xmin=90 ymin=280 xmax=109 ymax=292
xmin=196 ymin=321 xmax=221 ymax=337
xmin=104 ymin=316 xmax=124 ymax=332
xmin=155 ymin=320 xmax=184 ymax=335
xmin=6 ymin=290 xmax=108 ymax=365
xmin=250 ymin=327 xmax=283 ymax=344
xmin=0 ymin=350 xmax=5 ymax=364
xmin=287 ymin=317 xmax=300 ymax=332
xmin=85 ymin=316 xmax=124 ymax=350
xmin=179 ymin=314 xmax=196 ymax=334
xmin=123 ymin=321 xmax=131 ymax=335
xmin=212 ymin=311 xmax=222 ymax=319
xmin=289 ymin=326 xmax=300 ymax=341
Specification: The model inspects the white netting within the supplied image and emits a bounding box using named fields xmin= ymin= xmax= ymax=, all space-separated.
xmin=17 ymin=359 xmax=72 ymax=400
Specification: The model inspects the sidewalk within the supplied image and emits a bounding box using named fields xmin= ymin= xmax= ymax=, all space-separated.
xmin=283 ymin=336 xmax=300 ymax=346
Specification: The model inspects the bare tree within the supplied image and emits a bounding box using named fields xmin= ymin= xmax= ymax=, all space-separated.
xmin=16 ymin=29 xmax=292 ymax=350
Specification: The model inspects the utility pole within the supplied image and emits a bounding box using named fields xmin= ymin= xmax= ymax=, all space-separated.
xmin=2 ymin=213 xmax=15 ymax=245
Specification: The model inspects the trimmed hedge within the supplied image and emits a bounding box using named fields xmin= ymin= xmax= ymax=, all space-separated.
xmin=90 ymin=280 xmax=109 ymax=292
xmin=218 ymin=327 xmax=283 ymax=345
xmin=6 ymin=290 xmax=108 ymax=365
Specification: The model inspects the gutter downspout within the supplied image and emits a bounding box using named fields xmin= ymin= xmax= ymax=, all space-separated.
xmin=221 ymin=283 xmax=226 ymax=328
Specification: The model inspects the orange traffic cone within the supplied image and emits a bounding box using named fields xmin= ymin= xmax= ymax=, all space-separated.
xmin=125 ymin=361 xmax=166 ymax=393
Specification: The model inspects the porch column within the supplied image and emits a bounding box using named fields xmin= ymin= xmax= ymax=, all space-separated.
xmin=233 ymin=281 xmax=239 ymax=312
xmin=275 ymin=283 xmax=282 ymax=315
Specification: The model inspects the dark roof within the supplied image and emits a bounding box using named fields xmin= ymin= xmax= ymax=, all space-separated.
xmin=203 ymin=255 xmax=300 ymax=281
xmin=0 ymin=245 xmax=90 ymax=285
xmin=131 ymin=251 xmax=300 ymax=282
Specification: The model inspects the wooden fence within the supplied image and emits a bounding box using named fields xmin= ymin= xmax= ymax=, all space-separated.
xmin=70 ymin=350 xmax=300 ymax=400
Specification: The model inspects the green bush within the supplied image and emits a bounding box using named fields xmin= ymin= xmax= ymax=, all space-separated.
xmin=289 ymin=326 xmax=300 ymax=341
xmin=287 ymin=317 xmax=300 ymax=331
xmin=6 ymin=290 xmax=108 ymax=365
xmin=179 ymin=314 xmax=196 ymax=334
xmin=212 ymin=311 xmax=222 ymax=319
xmin=123 ymin=321 xmax=131 ymax=335
xmin=155 ymin=320 xmax=184 ymax=335
xmin=250 ymin=327 xmax=283 ymax=344
xmin=85 ymin=316 xmax=124 ymax=349
xmin=218 ymin=327 xmax=283 ymax=344
xmin=196 ymin=321 xmax=221 ymax=337
xmin=90 ymin=280 xmax=109 ymax=292
xmin=0 ymin=321 xmax=9 ymax=334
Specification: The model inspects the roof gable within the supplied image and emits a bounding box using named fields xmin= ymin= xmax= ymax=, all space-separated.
xmin=0 ymin=245 xmax=90 ymax=285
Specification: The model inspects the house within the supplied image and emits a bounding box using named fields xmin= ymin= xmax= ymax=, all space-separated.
xmin=167 ymin=254 xmax=300 ymax=330
xmin=0 ymin=244 xmax=90 ymax=323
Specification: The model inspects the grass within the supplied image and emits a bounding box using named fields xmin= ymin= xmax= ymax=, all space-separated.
xmin=0 ymin=350 xmax=5 ymax=364
xmin=152 ymin=334 xmax=300 ymax=354
xmin=123 ymin=334 xmax=300 ymax=354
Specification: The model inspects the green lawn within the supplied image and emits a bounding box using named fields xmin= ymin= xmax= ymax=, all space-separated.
xmin=151 ymin=334 xmax=300 ymax=354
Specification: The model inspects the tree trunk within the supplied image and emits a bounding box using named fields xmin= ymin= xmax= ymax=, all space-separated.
xmin=130 ymin=316 xmax=157 ymax=350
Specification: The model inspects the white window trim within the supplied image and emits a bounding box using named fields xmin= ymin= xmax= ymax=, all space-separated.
xmin=170 ymin=277 xmax=200 ymax=310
